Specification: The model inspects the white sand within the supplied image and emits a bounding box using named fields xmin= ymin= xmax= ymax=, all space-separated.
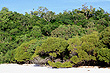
xmin=0 ymin=64 xmax=110 ymax=73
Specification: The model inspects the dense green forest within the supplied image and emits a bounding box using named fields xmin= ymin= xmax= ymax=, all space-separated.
xmin=0 ymin=5 xmax=110 ymax=68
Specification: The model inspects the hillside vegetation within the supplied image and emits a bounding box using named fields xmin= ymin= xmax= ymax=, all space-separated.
xmin=0 ymin=5 xmax=110 ymax=68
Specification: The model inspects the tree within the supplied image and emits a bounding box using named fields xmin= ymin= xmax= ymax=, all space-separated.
xmin=55 ymin=11 xmax=74 ymax=25
xmin=43 ymin=11 xmax=56 ymax=22
xmin=33 ymin=37 xmax=69 ymax=61
xmin=68 ymin=32 xmax=99 ymax=65
xmin=42 ymin=23 xmax=58 ymax=36
xmin=30 ymin=26 xmax=42 ymax=38
xmin=51 ymin=25 xmax=85 ymax=39
xmin=97 ymin=48 xmax=110 ymax=63
xmin=14 ymin=39 xmax=43 ymax=63
xmin=1 ymin=7 xmax=9 ymax=12
xmin=98 ymin=26 xmax=110 ymax=48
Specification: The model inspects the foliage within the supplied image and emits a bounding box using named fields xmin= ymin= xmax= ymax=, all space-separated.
xmin=48 ymin=61 xmax=73 ymax=68
xmin=42 ymin=23 xmax=58 ymax=36
xmin=0 ymin=5 xmax=110 ymax=67
xmin=4 ymin=49 xmax=16 ymax=63
xmin=68 ymin=32 xmax=99 ymax=64
xmin=97 ymin=48 xmax=110 ymax=63
xmin=70 ymin=56 xmax=81 ymax=64
xmin=98 ymin=27 xmax=110 ymax=48
xmin=30 ymin=26 xmax=42 ymax=38
xmin=49 ymin=52 xmax=57 ymax=58
xmin=34 ymin=37 xmax=68 ymax=59
xmin=51 ymin=25 xmax=85 ymax=39
xmin=14 ymin=39 xmax=43 ymax=62
xmin=55 ymin=11 xmax=74 ymax=25
xmin=10 ymin=28 xmax=19 ymax=35
xmin=0 ymin=52 xmax=4 ymax=64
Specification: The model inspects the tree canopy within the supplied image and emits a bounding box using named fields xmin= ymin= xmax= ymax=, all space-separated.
xmin=0 ymin=5 xmax=110 ymax=67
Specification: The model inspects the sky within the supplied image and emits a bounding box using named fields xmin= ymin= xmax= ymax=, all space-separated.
xmin=0 ymin=0 xmax=110 ymax=14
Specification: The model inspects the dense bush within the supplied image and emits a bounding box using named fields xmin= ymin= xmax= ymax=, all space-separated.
xmin=30 ymin=26 xmax=42 ymax=38
xmin=0 ymin=49 xmax=16 ymax=64
xmin=33 ymin=37 xmax=69 ymax=60
xmin=42 ymin=23 xmax=58 ymax=36
xmin=48 ymin=61 xmax=73 ymax=68
xmin=51 ymin=25 xmax=85 ymax=39
xmin=68 ymin=32 xmax=99 ymax=65
xmin=97 ymin=48 xmax=110 ymax=63
xmin=0 ymin=5 xmax=110 ymax=67
xmin=98 ymin=26 xmax=110 ymax=48
xmin=14 ymin=39 xmax=43 ymax=63
xmin=3 ymin=49 xmax=16 ymax=63
xmin=0 ymin=52 xmax=4 ymax=64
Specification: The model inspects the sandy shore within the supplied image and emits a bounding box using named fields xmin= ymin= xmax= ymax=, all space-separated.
xmin=0 ymin=64 xmax=110 ymax=73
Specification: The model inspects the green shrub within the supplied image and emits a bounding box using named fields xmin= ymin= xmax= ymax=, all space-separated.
xmin=49 ymin=52 xmax=57 ymax=58
xmin=85 ymin=27 xmax=97 ymax=35
xmin=30 ymin=26 xmax=42 ymax=38
xmin=67 ymin=36 xmax=82 ymax=52
xmin=48 ymin=61 xmax=73 ymax=68
xmin=51 ymin=25 xmax=85 ymax=39
xmin=49 ymin=61 xmax=62 ymax=68
xmin=61 ymin=61 xmax=73 ymax=68
xmin=95 ymin=18 xmax=107 ymax=32
xmin=0 ymin=52 xmax=4 ymax=64
xmin=14 ymin=43 xmax=32 ymax=62
xmin=68 ymin=32 xmax=98 ymax=64
xmin=42 ymin=24 xmax=58 ymax=36
xmin=32 ymin=37 xmax=69 ymax=63
xmin=70 ymin=56 xmax=81 ymax=64
xmin=10 ymin=28 xmax=19 ymax=35
xmin=4 ymin=49 xmax=16 ymax=63
xmin=34 ymin=37 xmax=68 ymax=56
xmin=98 ymin=27 xmax=110 ymax=48
xmin=14 ymin=39 xmax=43 ymax=62
xmin=0 ymin=43 xmax=9 ymax=54
xmin=97 ymin=48 xmax=110 ymax=63
xmin=81 ymin=31 xmax=99 ymax=45
xmin=80 ymin=32 xmax=99 ymax=52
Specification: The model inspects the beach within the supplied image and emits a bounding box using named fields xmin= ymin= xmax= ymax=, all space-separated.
xmin=0 ymin=64 xmax=110 ymax=73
